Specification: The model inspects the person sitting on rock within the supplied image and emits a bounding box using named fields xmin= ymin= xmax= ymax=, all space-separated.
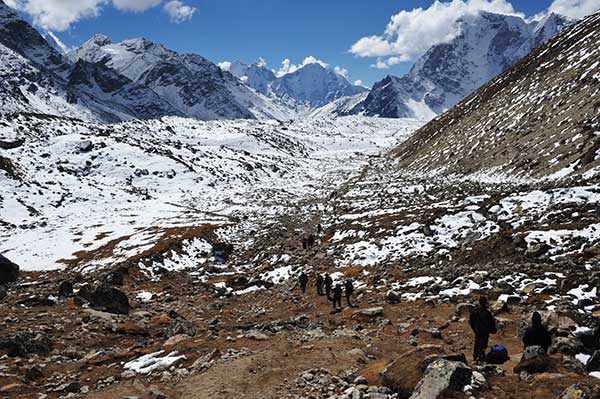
xmin=344 ymin=279 xmax=355 ymax=307
xmin=324 ymin=274 xmax=333 ymax=299
xmin=316 ymin=273 xmax=324 ymax=296
xmin=523 ymin=311 xmax=552 ymax=353
xmin=469 ymin=295 xmax=497 ymax=362
xmin=299 ymin=272 xmax=309 ymax=294
xmin=330 ymin=284 xmax=342 ymax=311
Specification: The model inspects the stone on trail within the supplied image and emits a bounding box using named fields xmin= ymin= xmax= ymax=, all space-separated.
xmin=0 ymin=254 xmax=19 ymax=285
xmin=78 ymin=140 xmax=93 ymax=152
xmin=550 ymin=336 xmax=584 ymax=356
xmin=556 ymin=383 xmax=600 ymax=399
xmin=0 ymin=332 xmax=53 ymax=357
xmin=354 ymin=307 xmax=384 ymax=318
xmin=409 ymin=359 xmax=472 ymax=399
xmin=514 ymin=355 xmax=555 ymax=374
xmin=91 ymin=284 xmax=130 ymax=315
xmin=523 ymin=345 xmax=546 ymax=360
xmin=58 ymin=281 xmax=74 ymax=298
xmin=381 ymin=345 xmax=444 ymax=397
xmin=165 ymin=317 xmax=197 ymax=338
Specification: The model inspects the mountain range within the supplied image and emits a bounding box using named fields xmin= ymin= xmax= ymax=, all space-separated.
xmin=324 ymin=11 xmax=573 ymax=119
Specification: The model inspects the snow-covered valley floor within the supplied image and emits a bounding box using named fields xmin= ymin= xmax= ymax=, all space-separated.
xmin=0 ymin=114 xmax=424 ymax=272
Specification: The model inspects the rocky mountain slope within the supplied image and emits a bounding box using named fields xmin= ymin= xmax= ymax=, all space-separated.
xmin=70 ymin=35 xmax=292 ymax=121
xmin=325 ymin=11 xmax=572 ymax=119
xmin=393 ymin=10 xmax=600 ymax=179
xmin=0 ymin=1 xmax=291 ymax=122
xmin=225 ymin=60 xmax=368 ymax=112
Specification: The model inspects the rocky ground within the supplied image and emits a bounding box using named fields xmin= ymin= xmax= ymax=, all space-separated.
xmin=2 ymin=152 xmax=600 ymax=398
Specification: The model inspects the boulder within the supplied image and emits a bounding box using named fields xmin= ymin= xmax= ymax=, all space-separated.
xmin=58 ymin=281 xmax=73 ymax=298
xmin=386 ymin=290 xmax=402 ymax=304
xmin=381 ymin=345 xmax=443 ymax=398
xmin=78 ymin=140 xmax=93 ymax=152
xmin=556 ymin=383 xmax=600 ymax=399
xmin=0 ymin=332 xmax=53 ymax=357
xmin=0 ymin=286 xmax=6 ymax=301
xmin=409 ymin=359 xmax=471 ymax=399
xmin=104 ymin=269 xmax=124 ymax=286
xmin=514 ymin=355 xmax=555 ymax=374
xmin=354 ymin=307 xmax=384 ymax=318
xmin=523 ymin=345 xmax=547 ymax=360
xmin=91 ymin=284 xmax=130 ymax=315
xmin=550 ymin=336 xmax=584 ymax=356
xmin=0 ymin=255 xmax=19 ymax=285
xmin=454 ymin=302 xmax=474 ymax=316
xmin=420 ymin=353 xmax=468 ymax=372
xmin=526 ymin=243 xmax=551 ymax=258
xmin=165 ymin=317 xmax=197 ymax=338
xmin=0 ymin=139 xmax=24 ymax=150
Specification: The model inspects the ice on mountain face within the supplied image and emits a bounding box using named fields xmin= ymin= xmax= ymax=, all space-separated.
xmin=329 ymin=11 xmax=572 ymax=120
xmin=71 ymin=37 xmax=293 ymax=121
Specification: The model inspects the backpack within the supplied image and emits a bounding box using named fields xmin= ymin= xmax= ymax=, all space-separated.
xmin=483 ymin=345 xmax=509 ymax=364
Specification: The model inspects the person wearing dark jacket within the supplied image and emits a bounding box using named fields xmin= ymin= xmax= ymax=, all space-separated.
xmin=316 ymin=274 xmax=324 ymax=296
xmin=324 ymin=274 xmax=333 ymax=299
xmin=298 ymin=272 xmax=308 ymax=294
xmin=469 ymin=295 xmax=497 ymax=361
xmin=344 ymin=279 xmax=355 ymax=307
xmin=523 ymin=311 xmax=552 ymax=352
xmin=330 ymin=284 xmax=342 ymax=311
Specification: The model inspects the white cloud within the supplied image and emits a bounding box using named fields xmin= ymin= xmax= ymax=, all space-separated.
xmin=350 ymin=0 xmax=520 ymax=65
xmin=113 ymin=0 xmax=161 ymax=12
xmin=218 ymin=61 xmax=232 ymax=71
xmin=354 ymin=79 xmax=363 ymax=86
xmin=548 ymin=0 xmax=599 ymax=19
xmin=275 ymin=56 xmax=329 ymax=77
xmin=4 ymin=0 xmax=193 ymax=30
xmin=163 ymin=0 xmax=196 ymax=23
xmin=334 ymin=66 xmax=348 ymax=78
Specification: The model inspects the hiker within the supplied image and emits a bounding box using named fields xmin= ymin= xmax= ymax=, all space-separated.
xmin=317 ymin=223 xmax=322 ymax=235
xmin=299 ymin=272 xmax=308 ymax=294
xmin=523 ymin=311 xmax=552 ymax=353
xmin=324 ymin=274 xmax=333 ymax=299
xmin=469 ymin=295 xmax=497 ymax=361
xmin=344 ymin=279 xmax=355 ymax=307
xmin=330 ymin=283 xmax=342 ymax=311
xmin=316 ymin=273 xmax=324 ymax=296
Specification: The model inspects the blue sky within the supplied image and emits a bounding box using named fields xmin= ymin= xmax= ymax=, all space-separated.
xmin=8 ymin=0 xmax=597 ymax=86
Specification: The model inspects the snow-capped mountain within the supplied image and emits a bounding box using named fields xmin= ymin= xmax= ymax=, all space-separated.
xmin=394 ymin=10 xmax=600 ymax=179
xmin=70 ymin=35 xmax=292 ymax=121
xmin=226 ymin=60 xmax=276 ymax=95
xmin=0 ymin=1 xmax=292 ymax=122
xmin=270 ymin=63 xmax=368 ymax=110
xmin=328 ymin=11 xmax=572 ymax=120
xmin=225 ymin=60 xmax=368 ymax=112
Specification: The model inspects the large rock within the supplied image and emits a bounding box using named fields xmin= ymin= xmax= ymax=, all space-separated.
xmin=514 ymin=355 xmax=555 ymax=374
xmin=91 ymin=284 xmax=130 ymax=315
xmin=78 ymin=140 xmax=93 ymax=152
xmin=165 ymin=317 xmax=197 ymax=338
xmin=354 ymin=307 xmax=384 ymax=318
xmin=0 ymin=332 xmax=53 ymax=357
xmin=409 ymin=359 xmax=471 ymax=399
xmin=523 ymin=345 xmax=546 ymax=360
xmin=0 ymin=255 xmax=19 ymax=285
xmin=381 ymin=345 xmax=443 ymax=398
xmin=58 ymin=281 xmax=73 ymax=298
xmin=550 ymin=336 xmax=584 ymax=356
xmin=556 ymin=383 xmax=600 ymax=399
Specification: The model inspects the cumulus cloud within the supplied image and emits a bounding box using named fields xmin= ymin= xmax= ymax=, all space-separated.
xmin=217 ymin=61 xmax=232 ymax=71
xmin=113 ymin=0 xmax=161 ymax=12
xmin=350 ymin=0 xmax=520 ymax=67
xmin=548 ymin=0 xmax=600 ymax=19
xmin=354 ymin=80 xmax=363 ymax=87
xmin=334 ymin=66 xmax=348 ymax=78
xmin=275 ymin=56 xmax=329 ymax=77
xmin=4 ymin=0 xmax=194 ymax=30
xmin=163 ymin=0 xmax=196 ymax=23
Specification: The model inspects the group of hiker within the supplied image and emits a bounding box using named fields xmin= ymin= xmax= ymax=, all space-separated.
xmin=469 ymin=295 xmax=552 ymax=362
xmin=296 ymin=271 xmax=355 ymax=312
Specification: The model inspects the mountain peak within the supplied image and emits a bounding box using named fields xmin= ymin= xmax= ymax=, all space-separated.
xmin=87 ymin=33 xmax=112 ymax=47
